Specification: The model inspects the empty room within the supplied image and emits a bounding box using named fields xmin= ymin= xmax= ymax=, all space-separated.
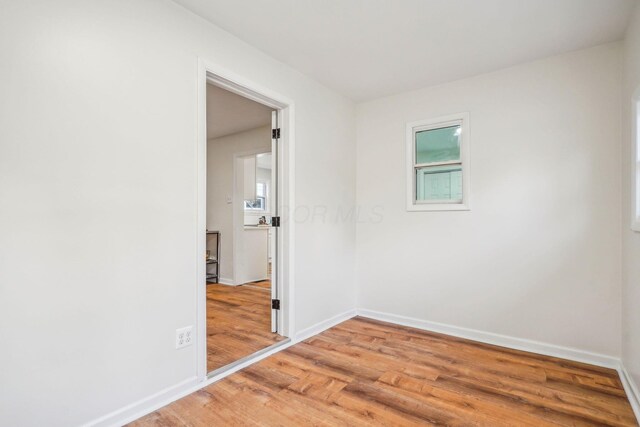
xmin=2 ymin=0 xmax=640 ymax=426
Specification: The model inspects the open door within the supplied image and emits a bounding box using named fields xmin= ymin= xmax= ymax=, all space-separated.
xmin=200 ymin=68 xmax=291 ymax=381
xmin=270 ymin=110 xmax=280 ymax=333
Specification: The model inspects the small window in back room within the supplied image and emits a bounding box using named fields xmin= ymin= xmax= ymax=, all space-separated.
xmin=406 ymin=113 xmax=470 ymax=211
xmin=245 ymin=182 xmax=267 ymax=211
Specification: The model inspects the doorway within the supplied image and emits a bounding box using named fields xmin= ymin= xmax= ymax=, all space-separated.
xmin=199 ymin=71 xmax=292 ymax=377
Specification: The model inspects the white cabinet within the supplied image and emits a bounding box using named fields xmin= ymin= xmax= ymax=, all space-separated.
xmin=237 ymin=227 xmax=268 ymax=284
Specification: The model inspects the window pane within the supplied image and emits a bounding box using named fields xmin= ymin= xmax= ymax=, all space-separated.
xmin=415 ymin=125 xmax=460 ymax=164
xmin=244 ymin=198 xmax=264 ymax=210
xmin=416 ymin=165 xmax=462 ymax=202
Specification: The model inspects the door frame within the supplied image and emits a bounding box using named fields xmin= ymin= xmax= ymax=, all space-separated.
xmin=196 ymin=59 xmax=295 ymax=382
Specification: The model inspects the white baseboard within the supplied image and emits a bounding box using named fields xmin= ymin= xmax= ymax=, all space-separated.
xmin=84 ymin=376 xmax=198 ymax=427
xmin=295 ymin=309 xmax=357 ymax=342
xmin=357 ymin=309 xmax=638 ymax=423
xmin=90 ymin=340 xmax=296 ymax=427
xmin=84 ymin=307 xmax=635 ymax=426
xmin=619 ymin=365 xmax=640 ymax=423
xmin=216 ymin=277 xmax=236 ymax=286
xmin=86 ymin=309 xmax=356 ymax=427
xmin=356 ymin=308 xmax=620 ymax=369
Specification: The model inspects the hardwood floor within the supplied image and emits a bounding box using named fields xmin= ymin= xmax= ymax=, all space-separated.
xmin=206 ymin=282 xmax=283 ymax=372
xmin=132 ymin=317 xmax=637 ymax=426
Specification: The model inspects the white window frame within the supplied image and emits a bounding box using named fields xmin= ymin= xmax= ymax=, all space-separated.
xmin=632 ymin=86 xmax=640 ymax=232
xmin=244 ymin=181 xmax=268 ymax=212
xmin=406 ymin=112 xmax=470 ymax=211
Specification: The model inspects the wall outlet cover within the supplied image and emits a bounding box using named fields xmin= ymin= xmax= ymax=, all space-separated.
xmin=176 ymin=326 xmax=193 ymax=349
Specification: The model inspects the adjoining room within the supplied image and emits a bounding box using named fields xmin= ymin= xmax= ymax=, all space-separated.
xmin=205 ymin=83 xmax=285 ymax=373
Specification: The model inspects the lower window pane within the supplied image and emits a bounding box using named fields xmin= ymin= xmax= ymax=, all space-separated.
xmin=416 ymin=165 xmax=462 ymax=202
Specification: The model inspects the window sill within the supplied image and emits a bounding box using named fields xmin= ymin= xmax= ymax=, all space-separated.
xmin=407 ymin=203 xmax=470 ymax=212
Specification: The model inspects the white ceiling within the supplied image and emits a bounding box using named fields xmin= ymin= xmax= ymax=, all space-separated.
xmin=178 ymin=0 xmax=635 ymax=101
xmin=207 ymin=84 xmax=273 ymax=139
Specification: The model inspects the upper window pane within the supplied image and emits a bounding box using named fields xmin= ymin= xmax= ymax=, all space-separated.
xmin=415 ymin=125 xmax=461 ymax=164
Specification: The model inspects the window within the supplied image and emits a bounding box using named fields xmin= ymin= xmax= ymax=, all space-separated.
xmin=244 ymin=182 xmax=267 ymax=211
xmin=406 ymin=113 xmax=470 ymax=211
xmin=633 ymin=88 xmax=640 ymax=232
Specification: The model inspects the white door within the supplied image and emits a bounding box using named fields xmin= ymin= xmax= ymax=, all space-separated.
xmin=270 ymin=110 xmax=279 ymax=333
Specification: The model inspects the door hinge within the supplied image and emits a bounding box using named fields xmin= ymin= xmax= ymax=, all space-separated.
xmin=272 ymin=128 xmax=281 ymax=139
xmin=271 ymin=299 xmax=281 ymax=310
xmin=271 ymin=216 xmax=280 ymax=227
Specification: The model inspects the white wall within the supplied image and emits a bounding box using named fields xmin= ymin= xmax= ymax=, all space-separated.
xmin=622 ymin=1 xmax=640 ymax=395
xmin=207 ymin=126 xmax=271 ymax=283
xmin=0 ymin=1 xmax=356 ymax=425
xmin=355 ymin=43 xmax=622 ymax=357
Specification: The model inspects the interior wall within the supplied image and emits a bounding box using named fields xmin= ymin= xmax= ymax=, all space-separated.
xmin=0 ymin=1 xmax=356 ymax=425
xmin=355 ymin=43 xmax=623 ymax=357
xmin=622 ymin=1 xmax=640 ymax=393
xmin=207 ymin=125 xmax=271 ymax=283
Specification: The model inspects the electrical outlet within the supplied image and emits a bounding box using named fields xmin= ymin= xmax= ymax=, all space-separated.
xmin=176 ymin=326 xmax=193 ymax=349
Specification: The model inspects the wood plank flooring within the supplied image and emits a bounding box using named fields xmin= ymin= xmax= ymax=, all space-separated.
xmin=133 ymin=317 xmax=637 ymax=426
xmin=206 ymin=281 xmax=283 ymax=372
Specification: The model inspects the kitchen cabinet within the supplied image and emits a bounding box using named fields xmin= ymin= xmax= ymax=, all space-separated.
xmin=237 ymin=226 xmax=269 ymax=284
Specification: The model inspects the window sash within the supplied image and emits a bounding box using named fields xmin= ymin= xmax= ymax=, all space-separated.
xmin=413 ymin=125 xmax=464 ymax=205
xmin=414 ymin=163 xmax=463 ymax=204
xmin=414 ymin=159 xmax=461 ymax=168
xmin=412 ymin=121 xmax=463 ymax=170
xmin=415 ymin=124 xmax=461 ymax=165
xmin=406 ymin=112 xmax=470 ymax=212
